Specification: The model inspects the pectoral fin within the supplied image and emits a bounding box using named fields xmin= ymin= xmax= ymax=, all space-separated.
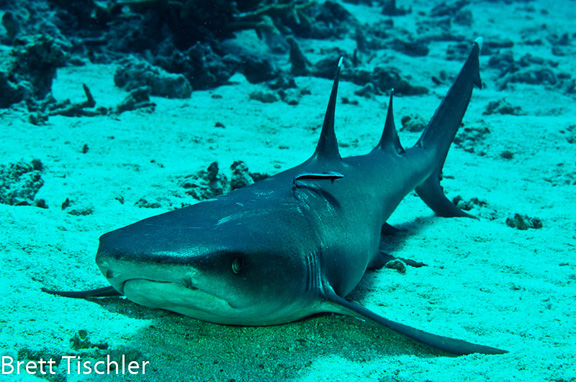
xmin=323 ymin=287 xmax=507 ymax=356
xmin=42 ymin=286 xmax=121 ymax=298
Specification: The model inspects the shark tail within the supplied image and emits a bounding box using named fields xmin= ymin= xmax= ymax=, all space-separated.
xmin=414 ymin=37 xmax=483 ymax=218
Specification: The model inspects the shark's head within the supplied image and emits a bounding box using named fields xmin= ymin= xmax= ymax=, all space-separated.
xmin=95 ymin=198 xmax=320 ymax=326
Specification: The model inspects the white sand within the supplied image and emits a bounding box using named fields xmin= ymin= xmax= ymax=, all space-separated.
xmin=1 ymin=0 xmax=575 ymax=381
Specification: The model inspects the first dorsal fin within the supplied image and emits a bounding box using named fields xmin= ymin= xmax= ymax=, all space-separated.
xmin=374 ymin=90 xmax=404 ymax=154
xmin=310 ymin=57 xmax=343 ymax=162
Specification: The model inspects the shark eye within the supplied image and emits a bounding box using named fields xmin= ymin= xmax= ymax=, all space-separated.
xmin=231 ymin=257 xmax=245 ymax=275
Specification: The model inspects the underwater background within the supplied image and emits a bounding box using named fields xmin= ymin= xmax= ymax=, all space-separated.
xmin=1 ymin=0 xmax=575 ymax=381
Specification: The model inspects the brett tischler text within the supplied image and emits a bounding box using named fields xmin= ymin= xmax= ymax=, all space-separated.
xmin=2 ymin=355 xmax=150 ymax=376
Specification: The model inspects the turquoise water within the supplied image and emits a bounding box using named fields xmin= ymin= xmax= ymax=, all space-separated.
xmin=1 ymin=1 xmax=575 ymax=381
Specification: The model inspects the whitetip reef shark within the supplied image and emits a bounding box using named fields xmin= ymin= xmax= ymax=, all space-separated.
xmin=44 ymin=37 xmax=508 ymax=356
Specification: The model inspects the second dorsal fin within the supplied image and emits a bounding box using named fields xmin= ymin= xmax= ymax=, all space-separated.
xmin=374 ymin=90 xmax=403 ymax=154
xmin=310 ymin=57 xmax=343 ymax=162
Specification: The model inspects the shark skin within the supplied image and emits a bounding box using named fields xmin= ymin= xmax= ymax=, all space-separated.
xmin=44 ymin=38 xmax=508 ymax=356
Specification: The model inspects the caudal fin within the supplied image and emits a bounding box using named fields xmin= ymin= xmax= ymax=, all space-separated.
xmin=415 ymin=38 xmax=483 ymax=218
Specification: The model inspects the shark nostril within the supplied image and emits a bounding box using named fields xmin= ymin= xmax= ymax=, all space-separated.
xmin=182 ymin=276 xmax=197 ymax=290
xmin=106 ymin=269 xmax=114 ymax=279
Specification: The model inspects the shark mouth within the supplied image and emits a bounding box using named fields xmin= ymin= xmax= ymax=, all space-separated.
xmin=122 ymin=279 xmax=235 ymax=316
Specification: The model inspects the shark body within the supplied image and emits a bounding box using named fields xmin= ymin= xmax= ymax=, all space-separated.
xmin=44 ymin=38 xmax=507 ymax=356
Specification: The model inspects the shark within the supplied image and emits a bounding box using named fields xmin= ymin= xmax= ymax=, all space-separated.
xmin=44 ymin=37 xmax=508 ymax=356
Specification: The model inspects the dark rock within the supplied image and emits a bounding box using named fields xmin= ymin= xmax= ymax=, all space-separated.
xmin=267 ymin=75 xmax=297 ymax=91
xmin=135 ymin=198 xmax=162 ymax=209
xmin=287 ymin=37 xmax=311 ymax=76
xmin=454 ymin=126 xmax=491 ymax=154
xmin=341 ymin=66 xmax=427 ymax=96
xmin=114 ymin=86 xmax=155 ymax=114
xmin=114 ymin=57 xmax=192 ymax=99
xmin=239 ymin=55 xmax=280 ymax=84
xmin=312 ymin=54 xmax=347 ymax=79
xmin=230 ymin=161 xmax=254 ymax=191
xmin=11 ymin=35 xmax=68 ymax=98
xmin=1 ymin=11 xmax=21 ymax=42
xmin=278 ymin=88 xmax=301 ymax=105
xmin=372 ymin=67 xmax=428 ymax=95
xmin=382 ymin=0 xmax=411 ymax=16
xmin=249 ymin=89 xmax=279 ymax=103
xmin=155 ymin=42 xmax=238 ymax=90
xmin=506 ymin=68 xmax=557 ymax=86
xmin=506 ymin=214 xmax=543 ymax=230
xmin=354 ymin=83 xmax=376 ymax=98
xmin=453 ymin=196 xmax=487 ymax=212
xmin=488 ymin=51 xmax=516 ymax=75
xmin=0 ymin=71 xmax=30 ymax=108
xmin=180 ymin=161 xmax=227 ymax=201
xmin=291 ymin=1 xmax=357 ymax=39
xmin=0 ymin=159 xmax=44 ymax=206
xmin=400 ymin=115 xmax=426 ymax=132
xmin=483 ymin=99 xmax=523 ymax=115
xmin=67 ymin=205 xmax=95 ymax=216
xmin=453 ymin=9 xmax=473 ymax=26
xmin=430 ymin=0 xmax=470 ymax=17
xmin=392 ymin=38 xmax=429 ymax=57
xmin=518 ymin=53 xmax=558 ymax=68
xmin=446 ymin=42 xmax=471 ymax=61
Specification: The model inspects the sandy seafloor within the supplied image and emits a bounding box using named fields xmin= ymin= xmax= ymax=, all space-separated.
xmin=1 ymin=1 xmax=576 ymax=381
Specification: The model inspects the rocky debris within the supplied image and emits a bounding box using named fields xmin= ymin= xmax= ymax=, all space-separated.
xmin=28 ymin=84 xmax=154 ymax=124
xmin=230 ymin=161 xmax=255 ymax=191
xmin=429 ymin=0 xmax=470 ymax=18
xmin=178 ymin=161 xmax=267 ymax=201
xmin=341 ymin=66 xmax=429 ymax=96
xmin=239 ymin=54 xmax=280 ymax=84
xmin=544 ymin=163 xmax=576 ymax=186
xmin=488 ymin=51 xmax=574 ymax=94
xmin=500 ymin=150 xmax=514 ymax=160
xmin=290 ymin=1 xmax=357 ymax=39
xmin=154 ymin=42 xmax=239 ymax=90
xmin=114 ymin=57 xmax=192 ymax=99
xmin=429 ymin=0 xmax=473 ymax=29
xmin=547 ymin=32 xmax=574 ymax=57
xmin=391 ymin=38 xmax=429 ymax=57
xmin=249 ymin=89 xmax=279 ymax=103
xmin=277 ymin=88 xmax=302 ymax=106
xmin=488 ymin=51 xmax=516 ymax=74
xmin=381 ymin=0 xmax=411 ymax=16
xmin=559 ymin=124 xmax=575 ymax=144
xmin=0 ymin=159 xmax=44 ymax=206
xmin=0 ymin=34 xmax=68 ymax=108
xmin=10 ymin=34 xmax=68 ymax=98
xmin=372 ymin=67 xmax=429 ymax=95
xmin=453 ymin=195 xmax=487 ymax=213
xmin=354 ymin=83 xmax=377 ymax=98
xmin=114 ymin=86 xmax=156 ymax=115
xmin=454 ymin=125 xmax=491 ymax=154
xmin=384 ymin=259 xmax=406 ymax=274
xmin=400 ymin=115 xmax=426 ymax=132
xmin=287 ymin=37 xmax=310 ymax=76
xmin=267 ymin=75 xmax=297 ymax=91
xmin=61 ymin=197 xmax=94 ymax=216
xmin=134 ymin=198 xmax=162 ymax=209
xmin=506 ymin=213 xmax=543 ymax=230
xmin=447 ymin=38 xmax=513 ymax=61
xmin=179 ymin=162 xmax=228 ymax=201
xmin=453 ymin=195 xmax=498 ymax=220
xmin=483 ymin=99 xmax=523 ymax=116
